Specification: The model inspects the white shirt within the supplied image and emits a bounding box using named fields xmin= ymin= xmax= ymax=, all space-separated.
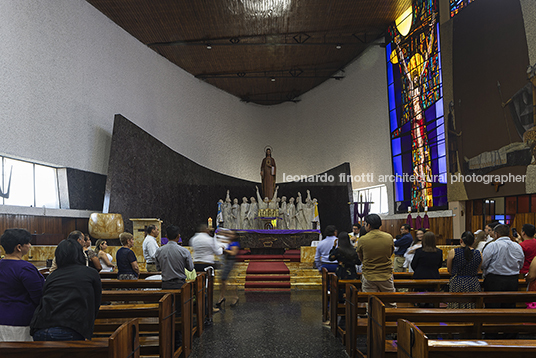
xmin=481 ymin=236 xmax=524 ymax=276
xmin=99 ymin=253 xmax=114 ymax=272
xmin=142 ymin=235 xmax=159 ymax=263
xmin=189 ymin=232 xmax=224 ymax=264
xmin=476 ymin=235 xmax=493 ymax=253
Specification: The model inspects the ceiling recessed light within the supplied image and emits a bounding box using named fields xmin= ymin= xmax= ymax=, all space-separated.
xmin=271 ymin=77 xmax=276 ymax=82
xmin=206 ymin=43 xmax=212 ymax=49
xmin=336 ymin=44 xmax=342 ymax=50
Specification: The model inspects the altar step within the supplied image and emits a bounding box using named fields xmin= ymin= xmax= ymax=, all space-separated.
xmin=213 ymin=261 xmax=322 ymax=290
xmin=235 ymin=250 xmax=301 ymax=262
xmin=244 ymin=261 xmax=291 ymax=291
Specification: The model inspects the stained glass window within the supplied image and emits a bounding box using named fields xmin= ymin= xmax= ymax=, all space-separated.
xmin=450 ymin=0 xmax=477 ymax=18
xmin=386 ymin=0 xmax=447 ymax=212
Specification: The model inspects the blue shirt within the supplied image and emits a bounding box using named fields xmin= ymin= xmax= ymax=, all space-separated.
xmin=315 ymin=235 xmax=338 ymax=269
xmin=394 ymin=233 xmax=413 ymax=256
xmin=116 ymin=247 xmax=138 ymax=276
xmin=481 ymin=236 xmax=524 ymax=276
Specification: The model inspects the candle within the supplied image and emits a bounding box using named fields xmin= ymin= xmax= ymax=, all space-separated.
xmin=424 ymin=206 xmax=428 ymax=212
xmin=407 ymin=206 xmax=411 ymax=213
xmin=208 ymin=217 xmax=213 ymax=228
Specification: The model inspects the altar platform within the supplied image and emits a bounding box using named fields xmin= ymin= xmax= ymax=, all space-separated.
xmin=218 ymin=229 xmax=321 ymax=255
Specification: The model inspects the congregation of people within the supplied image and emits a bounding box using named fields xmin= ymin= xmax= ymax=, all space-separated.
xmin=316 ymin=214 xmax=536 ymax=322
xmin=0 ymin=222 xmax=241 ymax=342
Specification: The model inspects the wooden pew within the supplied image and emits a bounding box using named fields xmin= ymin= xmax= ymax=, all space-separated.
xmin=397 ymin=319 xmax=536 ymax=358
xmin=97 ymin=292 xmax=177 ymax=357
xmin=0 ymin=318 xmax=140 ymax=358
xmin=320 ymin=270 xmax=453 ymax=323
xmin=344 ymin=286 xmax=536 ymax=358
xmin=100 ymin=271 xmax=161 ymax=279
xmin=329 ymin=273 xmax=529 ymax=344
xmin=368 ymin=296 xmax=536 ymax=358
xmin=321 ymin=267 xmax=329 ymax=322
xmin=96 ymin=282 xmax=195 ymax=358
xmin=329 ymin=274 xmax=453 ymax=342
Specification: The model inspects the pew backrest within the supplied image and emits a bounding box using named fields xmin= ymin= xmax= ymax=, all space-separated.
xmin=0 ymin=318 xmax=140 ymax=358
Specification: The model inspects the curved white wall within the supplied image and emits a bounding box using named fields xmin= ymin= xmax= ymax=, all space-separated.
xmin=0 ymin=0 xmax=392 ymax=212
xmin=261 ymin=44 xmax=392 ymax=191
xmin=0 ymin=0 xmax=262 ymax=180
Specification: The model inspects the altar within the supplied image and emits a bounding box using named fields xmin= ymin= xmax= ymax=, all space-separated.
xmin=224 ymin=229 xmax=321 ymax=254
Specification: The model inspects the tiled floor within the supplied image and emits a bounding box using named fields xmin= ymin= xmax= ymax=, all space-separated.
xmin=190 ymin=290 xmax=349 ymax=358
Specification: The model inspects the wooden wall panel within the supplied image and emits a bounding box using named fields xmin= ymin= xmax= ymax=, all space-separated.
xmin=512 ymin=213 xmax=536 ymax=233
xmin=0 ymin=214 xmax=89 ymax=245
xmin=381 ymin=216 xmax=453 ymax=245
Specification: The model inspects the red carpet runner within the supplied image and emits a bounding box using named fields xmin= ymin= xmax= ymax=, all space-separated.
xmin=245 ymin=261 xmax=291 ymax=291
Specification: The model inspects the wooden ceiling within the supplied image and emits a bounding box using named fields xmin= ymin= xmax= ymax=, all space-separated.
xmin=86 ymin=0 xmax=412 ymax=105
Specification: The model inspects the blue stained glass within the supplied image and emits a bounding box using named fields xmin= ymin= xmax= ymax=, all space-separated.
xmin=401 ymin=135 xmax=411 ymax=153
xmin=390 ymin=109 xmax=398 ymax=132
xmin=402 ymin=121 xmax=411 ymax=134
xmin=432 ymin=159 xmax=439 ymax=174
xmin=436 ymin=122 xmax=445 ymax=136
xmin=433 ymin=186 xmax=447 ymax=197
xmin=438 ymin=173 xmax=447 ymax=184
xmin=435 ymin=99 xmax=444 ymax=118
xmin=386 ymin=43 xmax=392 ymax=63
xmin=437 ymin=140 xmax=446 ymax=157
xmin=388 ymin=84 xmax=396 ymax=111
xmin=393 ymin=155 xmax=403 ymax=176
xmin=395 ymin=181 xmax=404 ymax=201
xmin=429 ymin=129 xmax=437 ymax=140
xmin=431 ymin=144 xmax=438 ymax=159
xmin=392 ymin=138 xmax=401 ymax=156
xmin=425 ymin=105 xmax=435 ymax=123
xmin=437 ymin=132 xmax=445 ymax=141
xmin=436 ymin=117 xmax=444 ymax=127
xmin=438 ymin=156 xmax=447 ymax=173
xmin=435 ymin=195 xmax=447 ymax=207
xmin=402 ymin=154 xmax=412 ymax=174
xmin=440 ymin=85 xmax=443 ymax=98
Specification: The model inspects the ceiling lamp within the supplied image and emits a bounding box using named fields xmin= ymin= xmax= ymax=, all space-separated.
xmin=395 ymin=6 xmax=413 ymax=37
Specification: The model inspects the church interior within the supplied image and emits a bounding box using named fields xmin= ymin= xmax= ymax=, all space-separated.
xmin=2 ymin=0 xmax=536 ymax=357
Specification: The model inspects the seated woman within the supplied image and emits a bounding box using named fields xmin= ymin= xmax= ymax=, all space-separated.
xmin=83 ymin=234 xmax=102 ymax=271
xmin=95 ymin=239 xmax=115 ymax=272
xmin=31 ymin=234 xmax=102 ymax=341
xmin=446 ymin=231 xmax=482 ymax=309
xmin=116 ymin=232 xmax=139 ymax=279
xmin=0 ymin=229 xmax=45 ymax=341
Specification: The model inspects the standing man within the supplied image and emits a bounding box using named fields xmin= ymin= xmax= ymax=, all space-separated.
xmin=190 ymin=224 xmax=225 ymax=273
xmin=356 ymin=214 xmax=396 ymax=306
xmin=393 ymin=224 xmax=413 ymax=272
xmin=517 ymin=224 xmax=536 ymax=275
xmin=155 ymin=225 xmax=193 ymax=290
xmin=481 ymin=224 xmax=524 ymax=308
xmin=477 ymin=221 xmax=499 ymax=252
xmin=143 ymin=225 xmax=160 ymax=272
xmin=314 ymin=225 xmax=338 ymax=272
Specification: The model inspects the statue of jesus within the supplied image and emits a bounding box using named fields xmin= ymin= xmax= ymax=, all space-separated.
xmin=260 ymin=147 xmax=276 ymax=200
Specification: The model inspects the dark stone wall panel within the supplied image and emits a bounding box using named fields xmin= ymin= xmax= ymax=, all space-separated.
xmin=67 ymin=168 xmax=106 ymax=211
xmin=105 ymin=114 xmax=352 ymax=241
